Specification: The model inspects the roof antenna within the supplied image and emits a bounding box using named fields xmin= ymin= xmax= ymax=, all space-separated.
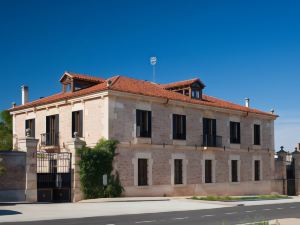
xmin=150 ymin=56 xmax=157 ymax=83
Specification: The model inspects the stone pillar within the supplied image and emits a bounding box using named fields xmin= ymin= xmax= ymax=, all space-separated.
xmin=293 ymin=150 xmax=300 ymax=195
xmin=276 ymin=148 xmax=287 ymax=194
xmin=18 ymin=137 xmax=39 ymax=202
xmin=67 ymin=137 xmax=85 ymax=202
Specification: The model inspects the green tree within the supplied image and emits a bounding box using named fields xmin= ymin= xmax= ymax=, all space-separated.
xmin=77 ymin=138 xmax=124 ymax=199
xmin=0 ymin=110 xmax=13 ymax=150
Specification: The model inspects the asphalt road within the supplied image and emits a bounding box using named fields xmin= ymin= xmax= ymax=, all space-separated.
xmin=1 ymin=202 xmax=300 ymax=225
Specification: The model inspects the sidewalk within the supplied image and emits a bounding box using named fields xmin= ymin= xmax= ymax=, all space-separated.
xmin=0 ymin=198 xmax=227 ymax=223
xmin=0 ymin=196 xmax=300 ymax=223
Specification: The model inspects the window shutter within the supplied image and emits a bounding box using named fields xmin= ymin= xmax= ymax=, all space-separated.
xmin=212 ymin=119 xmax=216 ymax=136
xmin=72 ymin=112 xmax=75 ymax=138
xmin=46 ymin=116 xmax=50 ymax=134
xmin=55 ymin=114 xmax=59 ymax=142
xmin=237 ymin=123 xmax=241 ymax=143
xmin=173 ymin=115 xmax=177 ymax=139
xmin=136 ymin=110 xmax=141 ymax=137
xmin=32 ymin=119 xmax=35 ymax=138
xmin=79 ymin=110 xmax=83 ymax=137
xmin=182 ymin=115 xmax=186 ymax=139
xmin=147 ymin=111 xmax=152 ymax=137
xmin=230 ymin=122 xmax=234 ymax=143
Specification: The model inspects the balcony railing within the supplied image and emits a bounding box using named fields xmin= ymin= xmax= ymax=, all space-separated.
xmin=201 ymin=135 xmax=222 ymax=148
xmin=41 ymin=132 xmax=59 ymax=147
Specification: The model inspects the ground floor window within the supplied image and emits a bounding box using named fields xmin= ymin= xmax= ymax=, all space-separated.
xmin=205 ymin=160 xmax=212 ymax=183
xmin=174 ymin=159 xmax=183 ymax=185
xmin=231 ymin=160 xmax=238 ymax=182
xmin=254 ymin=160 xmax=261 ymax=181
xmin=138 ymin=158 xmax=148 ymax=186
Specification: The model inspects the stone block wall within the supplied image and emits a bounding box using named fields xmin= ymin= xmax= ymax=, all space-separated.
xmin=0 ymin=151 xmax=26 ymax=202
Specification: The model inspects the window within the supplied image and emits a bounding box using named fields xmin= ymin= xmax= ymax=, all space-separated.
xmin=173 ymin=114 xmax=186 ymax=140
xmin=254 ymin=124 xmax=261 ymax=145
xmin=138 ymin=158 xmax=148 ymax=186
xmin=254 ymin=160 xmax=261 ymax=181
xmin=72 ymin=111 xmax=83 ymax=138
xmin=45 ymin=115 xmax=59 ymax=146
xmin=136 ymin=110 xmax=152 ymax=138
xmin=191 ymin=89 xmax=201 ymax=99
xmin=231 ymin=160 xmax=238 ymax=182
xmin=25 ymin=119 xmax=35 ymax=137
xmin=230 ymin=122 xmax=240 ymax=144
xmin=174 ymin=159 xmax=183 ymax=184
xmin=203 ymin=118 xmax=217 ymax=146
xmin=205 ymin=160 xmax=212 ymax=183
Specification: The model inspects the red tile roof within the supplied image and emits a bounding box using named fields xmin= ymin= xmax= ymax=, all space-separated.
xmin=161 ymin=78 xmax=205 ymax=89
xmin=10 ymin=74 xmax=277 ymax=118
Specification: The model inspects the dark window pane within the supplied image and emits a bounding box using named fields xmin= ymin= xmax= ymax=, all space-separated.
xmin=136 ymin=110 xmax=152 ymax=138
xmin=25 ymin=119 xmax=35 ymax=138
xmin=205 ymin=160 xmax=212 ymax=183
xmin=174 ymin=159 xmax=183 ymax=184
xmin=230 ymin=122 xmax=241 ymax=144
xmin=138 ymin=159 xmax=148 ymax=186
xmin=254 ymin=124 xmax=261 ymax=145
xmin=203 ymin=118 xmax=217 ymax=146
xmin=231 ymin=160 xmax=238 ymax=182
xmin=173 ymin=114 xmax=186 ymax=140
xmin=255 ymin=160 xmax=260 ymax=181
xmin=72 ymin=111 xmax=83 ymax=138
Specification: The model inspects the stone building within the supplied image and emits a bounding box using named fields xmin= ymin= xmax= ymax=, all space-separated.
xmin=10 ymin=71 xmax=278 ymax=198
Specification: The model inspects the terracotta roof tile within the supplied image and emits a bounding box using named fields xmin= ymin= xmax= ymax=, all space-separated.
xmin=10 ymin=74 xmax=277 ymax=118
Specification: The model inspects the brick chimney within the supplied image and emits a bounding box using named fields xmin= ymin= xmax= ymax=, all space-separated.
xmin=21 ymin=85 xmax=28 ymax=105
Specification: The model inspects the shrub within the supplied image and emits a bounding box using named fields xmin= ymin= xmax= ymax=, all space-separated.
xmin=77 ymin=138 xmax=123 ymax=199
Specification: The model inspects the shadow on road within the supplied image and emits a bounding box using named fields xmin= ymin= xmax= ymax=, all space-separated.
xmin=0 ymin=210 xmax=22 ymax=216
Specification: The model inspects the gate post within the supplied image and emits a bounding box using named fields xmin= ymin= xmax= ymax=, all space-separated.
xmin=276 ymin=148 xmax=287 ymax=195
xmin=67 ymin=136 xmax=85 ymax=202
xmin=293 ymin=150 xmax=300 ymax=196
xmin=18 ymin=136 xmax=39 ymax=202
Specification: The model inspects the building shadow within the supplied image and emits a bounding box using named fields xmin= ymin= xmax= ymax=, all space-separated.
xmin=0 ymin=210 xmax=22 ymax=216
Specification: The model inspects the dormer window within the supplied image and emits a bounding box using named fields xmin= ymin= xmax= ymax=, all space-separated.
xmin=191 ymin=89 xmax=201 ymax=99
xmin=60 ymin=72 xmax=104 ymax=93
xmin=162 ymin=78 xmax=205 ymax=100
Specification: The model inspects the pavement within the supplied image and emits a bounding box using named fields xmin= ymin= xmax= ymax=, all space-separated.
xmin=1 ymin=197 xmax=300 ymax=224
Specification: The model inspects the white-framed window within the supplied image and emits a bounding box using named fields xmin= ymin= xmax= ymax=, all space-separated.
xmin=202 ymin=154 xmax=216 ymax=183
xmin=228 ymin=155 xmax=240 ymax=183
xmin=132 ymin=152 xmax=153 ymax=186
xmin=252 ymin=156 xmax=263 ymax=181
xmin=169 ymin=153 xmax=188 ymax=186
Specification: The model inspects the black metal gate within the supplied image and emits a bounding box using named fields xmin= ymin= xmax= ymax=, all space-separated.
xmin=286 ymin=159 xmax=296 ymax=196
xmin=37 ymin=152 xmax=72 ymax=202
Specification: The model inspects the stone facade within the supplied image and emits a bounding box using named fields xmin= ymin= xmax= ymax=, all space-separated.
xmin=11 ymin=89 xmax=277 ymax=197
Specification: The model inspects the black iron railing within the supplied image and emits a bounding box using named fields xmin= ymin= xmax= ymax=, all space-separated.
xmin=201 ymin=135 xmax=222 ymax=147
xmin=41 ymin=132 xmax=59 ymax=147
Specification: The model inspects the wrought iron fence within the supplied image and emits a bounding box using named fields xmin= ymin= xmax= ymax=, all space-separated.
xmin=201 ymin=135 xmax=222 ymax=147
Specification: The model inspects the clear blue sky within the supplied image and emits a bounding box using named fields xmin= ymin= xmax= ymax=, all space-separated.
xmin=1 ymin=0 xmax=299 ymax=151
